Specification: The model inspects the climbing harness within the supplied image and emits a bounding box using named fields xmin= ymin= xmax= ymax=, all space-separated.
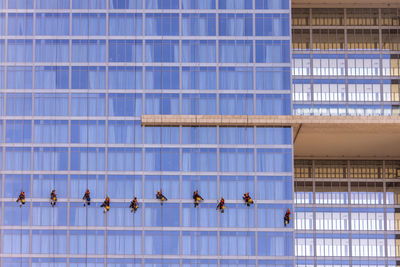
xmin=156 ymin=190 xmax=168 ymax=204
xmin=50 ymin=190 xmax=57 ymax=207
xmin=193 ymin=190 xmax=204 ymax=208
xmin=217 ymin=198 xmax=226 ymax=213
xmin=83 ymin=189 xmax=91 ymax=206
xmin=130 ymin=198 xmax=139 ymax=213
xmin=16 ymin=191 xmax=26 ymax=207
xmin=243 ymin=192 xmax=254 ymax=207
xmin=101 ymin=196 xmax=110 ymax=213
xmin=284 ymin=209 xmax=291 ymax=227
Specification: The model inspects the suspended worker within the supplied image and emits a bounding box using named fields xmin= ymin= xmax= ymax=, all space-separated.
xmin=82 ymin=189 xmax=91 ymax=206
xmin=50 ymin=189 xmax=57 ymax=207
xmin=242 ymin=192 xmax=254 ymax=206
xmin=101 ymin=196 xmax=110 ymax=213
xmin=156 ymin=190 xmax=168 ymax=205
xmin=216 ymin=197 xmax=225 ymax=213
xmin=284 ymin=208 xmax=291 ymax=227
xmin=130 ymin=197 xmax=139 ymax=213
xmin=16 ymin=191 xmax=26 ymax=207
xmin=193 ymin=190 xmax=204 ymax=207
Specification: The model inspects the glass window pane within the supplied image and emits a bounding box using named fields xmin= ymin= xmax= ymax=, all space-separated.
xmin=146 ymin=14 xmax=179 ymax=36
xmin=36 ymin=13 xmax=69 ymax=35
xmin=6 ymin=120 xmax=31 ymax=143
xmin=219 ymin=14 xmax=252 ymax=36
xmin=182 ymin=14 xmax=216 ymax=36
xmin=73 ymin=0 xmax=106 ymax=8
xmin=7 ymin=67 xmax=32 ymax=89
xmin=109 ymin=13 xmax=142 ymax=35
xmin=7 ymin=40 xmax=33 ymax=62
xmin=8 ymin=13 xmax=33 ymax=36
xmin=182 ymin=0 xmax=215 ymax=9
xmin=72 ymin=40 xmax=106 ymax=62
xmin=72 ymin=13 xmax=106 ymax=36
xmin=36 ymin=0 xmax=70 ymax=8
xmin=35 ymin=67 xmax=69 ymax=89
xmin=109 ymin=0 xmax=142 ymax=9
xmin=71 ymin=93 xmax=106 ymax=116
xmin=6 ymin=93 xmax=32 ymax=116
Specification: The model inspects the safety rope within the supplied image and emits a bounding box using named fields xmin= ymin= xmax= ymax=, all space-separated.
xmin=195 ymin=125 xmax=200 ymax=265
xmin=132 ymin=1 xmax=138 ymax=264
xmin=51 ymin=1 xmax=60 ymax=264
xmin=246 ymin=126 xmax=251 ymax=267
xmin=112 ymin=11 xmax=129 ymax=261
xmin=246 ymin=8 xmax=252 ymax=262
xmin=235 ymin=142 xmax=239 ymax=264
xmin=19 ymin=2 xmax=29 ymax=264
xmin=122 ymin=3 xmax=128 ymax=265
xmin=85 ymin=1 xmax=90 ymax=264
xmin=103 ymin=3 xmax=116 ymax=263
xmin=160 ymin=1 xmax=165 ymax=263
xmin=193 ymin=61 xmax=200 ymax=262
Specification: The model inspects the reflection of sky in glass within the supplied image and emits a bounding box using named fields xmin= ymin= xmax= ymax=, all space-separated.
xmin=1 ymin=0 xmax=293 ymax=264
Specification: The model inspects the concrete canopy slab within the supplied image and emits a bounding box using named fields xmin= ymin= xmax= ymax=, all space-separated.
xmin=141 ymin=115 xmax=400 ymax=159
xmin=292 ymin=0 xmax=400 ymax=7
xmin=293 ymin=122 xmax=400 ymax=159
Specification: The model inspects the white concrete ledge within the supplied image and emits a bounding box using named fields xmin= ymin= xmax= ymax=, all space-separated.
xmin=141 ymin=115 xmax=400 ymax=159
xmin=141 ymin=115 xmax=400 ymax=127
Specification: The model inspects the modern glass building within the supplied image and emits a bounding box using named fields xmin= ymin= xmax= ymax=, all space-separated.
xmin=0 ymin=0 xmax=293 ymax=266
xmin=3 ymin=0 xmax=400 ymax=267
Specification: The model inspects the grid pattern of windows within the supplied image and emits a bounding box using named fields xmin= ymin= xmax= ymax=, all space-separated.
xmin=294 ymin=160 xmax=400 ymax=267
xmin=292 ymin=8 xmax=400 ymax=116
xmin=1 ymin=0 xmax=292 ymax=266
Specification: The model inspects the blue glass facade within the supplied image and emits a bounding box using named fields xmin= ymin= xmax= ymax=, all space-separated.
xmin=1 ymin=0 xmax=293 ymax=266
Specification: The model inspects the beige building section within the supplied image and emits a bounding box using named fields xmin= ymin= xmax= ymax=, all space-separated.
xmin=142 ymin=115 xmax=400 ymax=159
xmin=292 ymin=0 xmax=400 ymax=7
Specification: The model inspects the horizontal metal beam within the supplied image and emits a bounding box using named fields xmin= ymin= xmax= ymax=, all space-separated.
xmin=141 ymin=115 xmax=400 ymax=127
xmin=0 ymin=254 xmax=296 ymax=260
xmin=141 ymin=115 xmax=400 ymax=159
xmin=142 ymin=115 xmax=293 ymax=126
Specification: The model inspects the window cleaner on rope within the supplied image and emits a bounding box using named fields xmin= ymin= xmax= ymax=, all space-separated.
xmin=16 ymin=191 xmax=26 ymax=207
xmin=193 ymin=190 xmax=204 ymax=207
xmin=130 ymin=197 xmax=139 ymax=213
xmin=243 ymin=192 xmax=254 ymax=206
xmin=101 ymin=196 xmax=110 ymax=213
xmin=83 ymin=189 xmax=91 ymax=206
xmin=156 ymin=190 xmax=168 ymax=205
xmin=50 ymin=189 xmax=57 ymax=207
xmin=216 ymin=197 xmax=225 ymax=213
xmin=284 ymin=208 xmax=291 ymax=227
